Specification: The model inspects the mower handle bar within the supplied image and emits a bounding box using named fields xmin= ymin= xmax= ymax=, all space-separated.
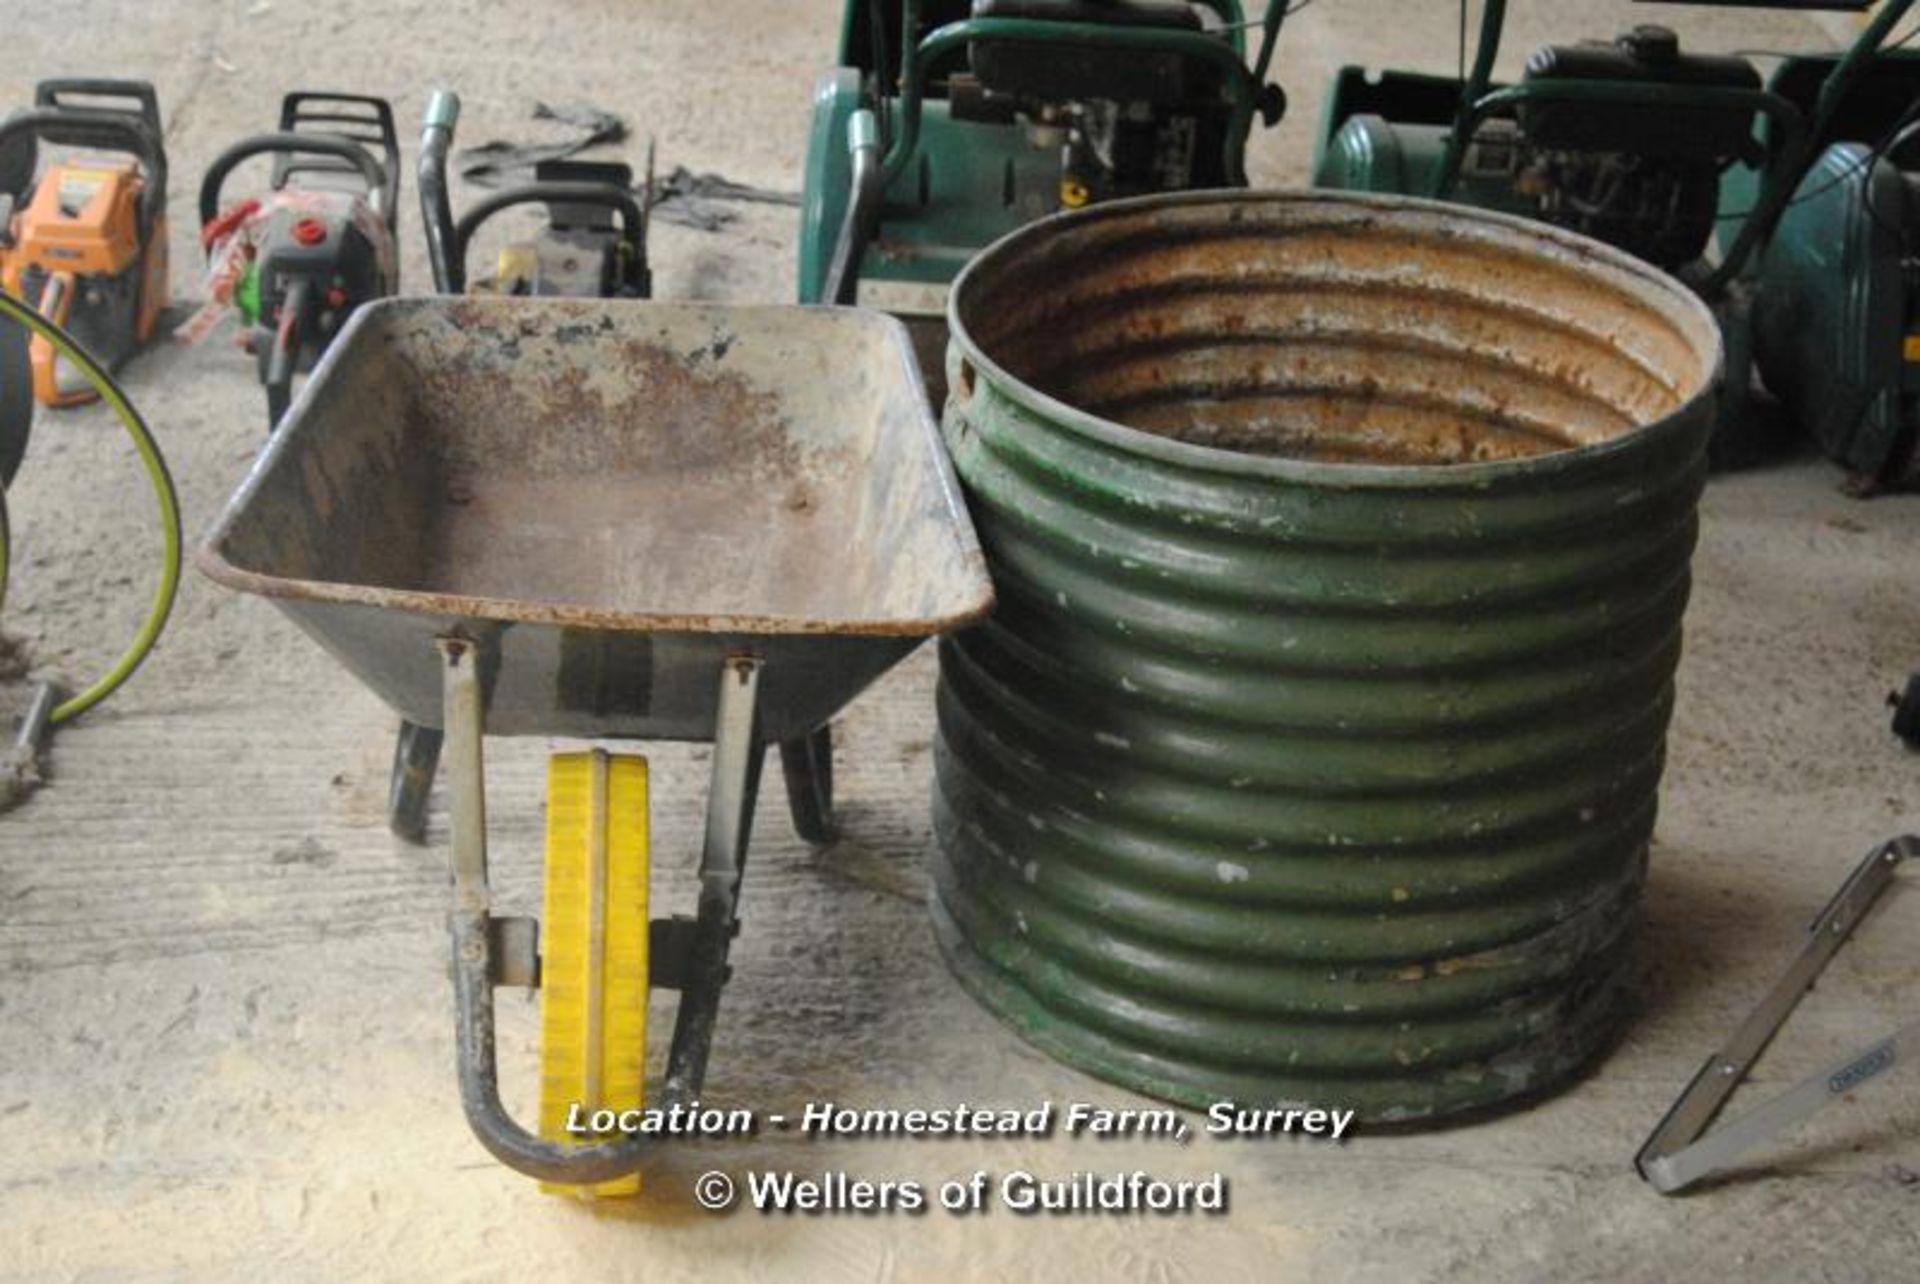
xmin=822 ymin=109 xmax=882 ymax=307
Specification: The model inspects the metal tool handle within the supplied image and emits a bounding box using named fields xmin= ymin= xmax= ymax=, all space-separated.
xmin=198 ymin=132 xmax=391 ymax=230
xmin=262 ymin=276 xmax=309 ymax=432
xmin=418 ymin=91 xmax=463 ymax=295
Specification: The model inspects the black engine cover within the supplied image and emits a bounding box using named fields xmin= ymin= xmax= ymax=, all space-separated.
xmin=968 ymin=0 xmax=1211 ymax=105
xmin=1521 ymin=25 xmax=1758 ymax=160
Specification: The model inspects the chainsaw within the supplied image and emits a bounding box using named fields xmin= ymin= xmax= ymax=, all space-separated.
xmin=191 ymin=93 xmax=400 ymax=428
xmin=0 ymin=79 xmax=167 ymax=411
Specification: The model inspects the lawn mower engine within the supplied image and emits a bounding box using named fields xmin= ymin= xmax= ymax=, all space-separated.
xmin=1514 ymin=28 xmax=1758 ymax=271
xmin=1319 ymin=25 xmax=1758 ymax=273
xmin=955 ymin=0 xmax=1243 ymax=207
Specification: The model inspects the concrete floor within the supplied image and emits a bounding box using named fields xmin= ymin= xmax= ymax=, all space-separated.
xmin=2 ymin=1 xmax=1918 ymax=1280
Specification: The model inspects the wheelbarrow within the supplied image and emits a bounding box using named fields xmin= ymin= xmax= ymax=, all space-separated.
xmin=197 ymin=296 xmax=993 ymax=1190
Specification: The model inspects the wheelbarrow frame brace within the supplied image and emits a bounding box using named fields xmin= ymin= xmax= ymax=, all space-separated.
xmin=440 ymin=637 xmax=767 ymax=1183
xmin=1309 ymin=0 xmax=1920 ymax=464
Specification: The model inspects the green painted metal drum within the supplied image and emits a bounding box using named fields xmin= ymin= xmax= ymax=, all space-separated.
xmin=933 ymin=190 xmax=1722 ymax=1123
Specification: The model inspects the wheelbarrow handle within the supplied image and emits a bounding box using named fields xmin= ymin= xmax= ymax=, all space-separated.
xmin=438 ymin=636 xmax=659 ymax=1184
xmin=450 ymin=908 xmax=657 ymax=1184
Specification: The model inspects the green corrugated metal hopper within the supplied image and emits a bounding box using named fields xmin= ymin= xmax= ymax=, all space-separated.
xmin=933 ymin=190 xmax=1722 ymax=1124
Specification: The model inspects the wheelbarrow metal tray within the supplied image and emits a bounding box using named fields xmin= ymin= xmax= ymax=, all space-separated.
xmin=198 ymin=297 xmax=993 ymax=741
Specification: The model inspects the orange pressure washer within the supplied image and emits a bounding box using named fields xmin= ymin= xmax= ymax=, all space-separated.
xmin=0 ymin=80 xmax=168 ymax=408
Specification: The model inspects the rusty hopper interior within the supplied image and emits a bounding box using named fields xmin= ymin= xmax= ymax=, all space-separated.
xmin=197 ymin=297 xmax=993 ymax=742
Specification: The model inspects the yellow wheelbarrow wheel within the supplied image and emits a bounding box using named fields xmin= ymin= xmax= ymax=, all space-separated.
xmin=537 ymin=749 xmax=649 ymax=1197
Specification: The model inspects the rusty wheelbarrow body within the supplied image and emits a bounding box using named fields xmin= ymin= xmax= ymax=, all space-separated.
xmin=199 ymin=297 xmax=992 ymax=1186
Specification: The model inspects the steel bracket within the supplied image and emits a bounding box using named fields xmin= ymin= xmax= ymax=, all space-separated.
xmin=1636 ymin=834 xmax=1918 ymax=1194
xmin=649 ymin=916 xmax=697 ymax=992
xmin=488 ymin=915 xmax=539 ymax=988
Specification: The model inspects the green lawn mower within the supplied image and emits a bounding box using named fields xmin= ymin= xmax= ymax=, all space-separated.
xmin=1313 ymin=0 xmax=1920 ymax=483
xmin=799 ymin=0 xmax=1291 ymax=395
xmin=1743 ymin=36 xmax=1920 ymax=488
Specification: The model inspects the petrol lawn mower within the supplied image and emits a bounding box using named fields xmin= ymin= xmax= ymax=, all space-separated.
xmin=799 ymin=0 xmax=1292 ymax=393
xmin=0 ymin=79 xmax=168 ymax=410
xmin=189 ymin=93 xmax=401 ymax=429
xmin=1312 ymin=0 xmax=1920 ymax=475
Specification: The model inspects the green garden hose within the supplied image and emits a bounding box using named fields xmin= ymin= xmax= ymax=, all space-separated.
xmin=0 ymin=288 xmax=181 ymax=725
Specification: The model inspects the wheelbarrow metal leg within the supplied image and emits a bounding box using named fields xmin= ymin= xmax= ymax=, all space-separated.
xmin=438 ymin=636 xmax=651 ymax=1185
xmin=388 ymin=719 xmax=442 ymax=843
xmin=779 ymin=723 xmax=835 ymax=846
xmin=662 ymin=655 xmax=765 ymax=1107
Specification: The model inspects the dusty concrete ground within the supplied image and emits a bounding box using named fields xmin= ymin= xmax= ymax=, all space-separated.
xmin=1 ymin=1 xmax=1917 ymax=1280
